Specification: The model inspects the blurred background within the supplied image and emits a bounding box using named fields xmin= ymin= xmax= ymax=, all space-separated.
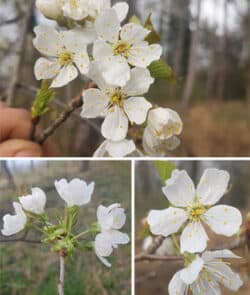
xmin=135 ymin=160 xmax=250 ymax=295
xmin=0 ymin=0 xmax=250 ymax=156
xmin=0 ymin=160 xmax=131 ymax=295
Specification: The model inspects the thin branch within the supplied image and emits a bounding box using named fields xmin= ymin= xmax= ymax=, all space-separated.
xmin=36 ymin=81 xmax=97 ymax=145
xmin=6 ymin=0 xmax=35 ymax=106
xmin=135 ymin=254 xmax=183 ymax=262
xmin=58 ymin=254 xmax=65 ymax=295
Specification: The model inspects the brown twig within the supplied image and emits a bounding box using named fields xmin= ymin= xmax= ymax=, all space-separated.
xmin=6 ymin=0 xmax=35 ymax=106
xmin=135 ymin=254 xmax=183 ymax=262
xmin=36 ymin=81 xmax=96 ymax=145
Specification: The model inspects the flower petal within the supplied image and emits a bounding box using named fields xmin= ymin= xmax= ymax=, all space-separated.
xmin=101 ymin=106 xmax=128 ymax=141
xmin=196 ymin=168 xmax=230 ymax=205
xmin=95 ymin=8 xmax=120 ymax=42
xmin=19 ymin=187 xmax=46 ymax=215
xmin=205 ymin=261 xmax=243 ymax=291
xmin=51 ymin=64 xmax=78 ymax=88
xmin=81 ymin=88 xmax=109 ymax=118
xmin=55 ymin=178 xmax=94 ymax=207
xmin=34 ymin=58 xmax=61 ymax=80
xmin=107 ymin=230 xmax=130 ymax=246
xmin=123 ymin=67 xmax=154 ymax=96
xmin=147 ymin=207 xmax=188 ymax=237
xmin=202 ymin=205 xmax=242 ymax=237
xmin=180 ymin=256 xmax=204 ymax=284
xmin=123 ymin=97 xmax=152 ymax=125
xmin=87 ymin=61 xmax=112 ymax=90
xmin=180 ymin=222 xmax=208 ymax=253
xmin=121 ymin=23 xmax=150 ymax=44
xmin=106 ymin=139 xmax=136 ymax=157
xmin=98 ymin=55 xmax=130 ymax=87
xmin=128 ymin=43 xmax=162 ymax=67
xmin=61 ymin=28 xmax=96 ymax=48
xmin=73 ymin=52 xmax=89 ymax=74
xmin=168 ymin=270 xmax=189 ymax=295
xmin=201 ymin=250 xmax=241 ymax=263
xmin=1 ymin=202 xmax=27 ymax=236
xmin=191 ymin=277 xmax=221 ymax=295
xmin=33 ymin=25 xmax=62 ymax=56
xmin=162 ymin=170 xmax=195 ymax=207
xmin=93 ymin=40 xmax=113 ymax=60
xmin=113 ymin=2 xmax=129 ymax=22
xmin=94 ymin=233 xmax=113 ymax=257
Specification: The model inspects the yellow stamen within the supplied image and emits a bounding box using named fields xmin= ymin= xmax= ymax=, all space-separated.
xmin=58 ymin=51 xmax=73 ymax=66
xmin=113 ymin=41 xmax=131 ymax=58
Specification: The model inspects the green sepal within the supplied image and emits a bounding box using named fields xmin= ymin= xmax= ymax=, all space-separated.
xmin=31 ymin=80 xmax=55 ymax=118
xmin=129 ymin=15 xmax=141 ymax=25
xmin=148 ymin=60 xmax=176 ymax=83
xmin=144 ymin=13 xmax=160 ymax=44
xmin=154 ymin=161 xmax=176 ymax=185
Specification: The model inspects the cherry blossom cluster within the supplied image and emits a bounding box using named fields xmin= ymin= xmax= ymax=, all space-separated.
xmin=146 ymin=168 xmax=243 ymax=294
xmin=1 ymin=178 xmax=129 ymax=268
xmin=34 ymin=0 xmax=183 ymax=157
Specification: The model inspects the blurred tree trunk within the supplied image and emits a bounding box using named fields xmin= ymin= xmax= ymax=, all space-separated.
xmin=170 ymin=0 xmax=190 ymax=98
xmin=182 ymin=0 xmax=202 ymax=107
xmin=0 ymin=161 xmax=15 ymax=188
xmin=216 ymin=0 xmax=228 ymax=101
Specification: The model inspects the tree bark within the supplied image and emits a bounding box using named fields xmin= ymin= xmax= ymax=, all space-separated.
xmin=181 ymin=0 xmax=202 ymax=108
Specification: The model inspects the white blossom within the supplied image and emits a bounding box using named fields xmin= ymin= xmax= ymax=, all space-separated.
xmin=55 ymin=178 xmax=95 ymax=207
xmin=147 ymin=169 xmax=242 ymax=253
xmin=33 ymin=25 xmax=91 ymax=88
xmin=36 ymin=0 xmax=62 ymax=19
xmin=147 ymin=107 xmax=183 ymax=140
xmin=1 ymin=202 xmax=27 ymax=236
xmin=143 ymin=127 xmax=181 ymax=156
xmin=169 ymin=250 xmax=243 ymax=295
xmin=93 ymin=139 xmax=136 ymax=157
xmin=81 ymin=64 xmax=153 ymax=141
xmin=93 ymin=8 xmax=162 ymax=86
xmin=156 ymin=237 xmax=176 ymax=256
xmin=94 ymin=204 xmax=129 ymax=267
xmin=19 ymin=187 xmax=46 ymax=214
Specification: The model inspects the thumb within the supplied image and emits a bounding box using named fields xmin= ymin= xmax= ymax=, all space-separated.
xmin=0 ymin=139 xmax=43 ymax=157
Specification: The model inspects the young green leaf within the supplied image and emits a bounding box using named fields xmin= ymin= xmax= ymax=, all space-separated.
xmin=31 ymin=80 xmax=55 ymax=118
xmin=154 ymin=161 xmax=176 ymax=185
xmin=148 ymin=60 xmax=176 ymax=83
xmin=144 ymin=13 xmax=160 ymax=44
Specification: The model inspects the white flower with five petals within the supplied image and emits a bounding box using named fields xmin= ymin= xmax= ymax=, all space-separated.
xmin=33 ymin=25 xmax=90 ymax=88
xmin=147 ymin=168 xmax=242 ymax=253
xmin=1 ymin=202 xmax=27 ymax=236
xmin=55 ymin=178 xmax=95 ymax=207
xmin=94 ymin=204 xmax=130 ymax=267
xmin=81 ymin=64 xmax=153 ymax=141
xmin=169 ymin=250 xmax=243 ymax=295
xmin=93 ymin=8 xmax=162 ymax=86
xmin=19 ymin=187 xmax=47 ymax=215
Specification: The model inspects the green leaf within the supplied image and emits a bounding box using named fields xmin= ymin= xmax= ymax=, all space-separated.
xmin=148 ymin=60 xmax=176 ymax=83
xmin=154 ymin=161 xmax=176 ymax=184
xmin=144 ymin=13 xmax=160 ymax=44
xmin=31 ymin=80 xmax=55 ymax=118
xmin=129 ymin=15 xmax=141 ymax=25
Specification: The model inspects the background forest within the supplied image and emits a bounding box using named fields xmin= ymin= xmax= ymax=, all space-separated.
xmin=0 ymin=160 xmax=131 ymax=295
xmin=0 ymin=0 xmax=249 ymax=156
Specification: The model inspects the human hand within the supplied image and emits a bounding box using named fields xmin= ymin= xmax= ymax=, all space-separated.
xmin=0 ymin=103 xmax=58 ymax=157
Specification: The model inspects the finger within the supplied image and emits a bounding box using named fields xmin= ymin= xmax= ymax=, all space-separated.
xmin=0 ymin=139 xmax=43 ymax=157
xmin=0 ymin=101 xmax=6 ymax=108
xmin=0 ymin=108 xmax=32 ymax=141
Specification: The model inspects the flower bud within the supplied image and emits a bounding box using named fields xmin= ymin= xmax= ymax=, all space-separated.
xmin=36 ymin=0 xmax=62 ymax=20
xmin=147 ymin=107 xmax=183 ymax=140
